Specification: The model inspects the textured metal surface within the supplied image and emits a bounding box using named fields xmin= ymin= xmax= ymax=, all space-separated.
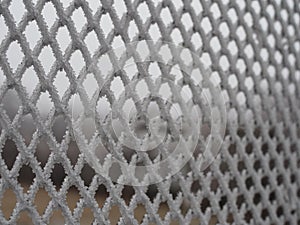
xmin=0 ymin=0 xmax=299 ymax=224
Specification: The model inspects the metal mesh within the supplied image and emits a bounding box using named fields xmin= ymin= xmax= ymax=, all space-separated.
xmin=0 ymin=0 xmax=299 ymax=224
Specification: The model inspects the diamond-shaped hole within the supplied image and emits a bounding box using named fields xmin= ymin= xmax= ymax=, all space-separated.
xmin=236 ymin=0 xmax=246 ymax=11
xmin=100 ymin=14 xmax=113 ymax=36
xmin=123 ymin=57 xmax=138 ymax=80
xmin=67 ymin=141 xmax=80 ymax=166
xmin=2 ymin=88 xmax=21 ymax=121
xmin=191 ymin=33 xmax=202 ymax=50
xmin=2 ymin=139 xmax=18 ymax=170
xmin=158 ymin=202 xmax=169 ymax=220
xmin=173 ymin=0 xmax=183 ymax=10
xmin=0 ymin=16 xmax=8 ymax=43
xmin=88 ymin=1 xmax=102 ymax=15
xmin=121 ymin=185 xmax=134 ymax=206
xmin=245 ymin=77 xmax=254 ymax=90
xmin=96 ymin=96 xmax=111 ymax=121
xmin=18 ymin=165 xmax=35 ymax=192
xmin=169 ymin=103 xmax=182 ymax=121
xmin=108 ymin=162 xmax=121 ymax=183
xmin=39 ymin=46 xmax=55 ymax=75
xmin=219 ymin=22 xmax=229 ymax=38
xmin=171 ymin=28 xmax=183 ymax=45
xmin=146 ymin=184 xmax=158 ymax=202
xmin=42 ymin=2 xmax=58 ymax=28
xmin=182 ymin=13 xmax=193 ymax=30
xmin=149 ymin=24 xmax=160 ymax=42
xmin=161 ymin=8 xmax=173 ymax=26
xmin=34 ymin=188 xmax=51 ymax=215
xmin=159 ymin=45 xmax=173 ymax=63
xmin=180 ymin=200 xmax=190 ymax=216
xmin=109 ymin=205 xmax=121 ymax=224
xmin=22 ymin=66 xmax=39 ymax=96
xmin=84 ymin=31 xmax=99 ymax=55
xmin=1 ymin=189 xmax=17 ymax=220
xmin=122 ymin=98 xmax=134 ymax=119
xmin=94 ymin=142 xmax=109 ymax=165
xmin=7 ymin=41 xmax=24 ymax=72
xmin=122 ymin=146 xmax=135 ymax=163
xmin=266 ymin=5 xmax=275 ymax=19
xmin=66 ymin=186 xmax=80 ymax=212
xmin=190 ymin=68 xmax=202 ymax=85
xmin=147 ymin=101 xmax=161 ymax=122
xmin=19 ymin=114 xmax=36 ymax=146
xmin=56 ymin=26 xmax=72 ymax=53
xmin=79 ymin=117 xmax=97 ymax=141
xmin=95 ymin=185 xmax=109 ymax=208
xmin=17 ymin=211 xmax=34 ymax=224
xmin=219 ymin=55 xmax=229 ymax=71
xmin=9 ymin=0 xmax=26 ymax=23
xmin=36 ymin=91 xmax=53 ymax=118
xmin=136 ymin=79 xmax=149 ymax=99
xmin=210 ymin=37 xmax=221 ymax=53
xmin=181 ymin=85 xmax=193 ymax=102
xmin=136 ymin=40 xmax=150 ymax=61
xmin=211 ymin=72 xmax=221 ymax=86
xmin=83 ymin=74 xmax=98 ymax=99
xmin=170 ymin=64 xmax=183 ymax=82
xmin=112 ymin=36 xmax=125 ymax=52
xmin=180 ymin=49 xmax=193 ymax=67
xmin=134 ymin=166 xmax=147 ymax=182
xmin=97 ymin=53 xmax=113 ymax=77
xmin=210 ymin=178 xmax=219 ymax=193
xmin=134 ymin=203 xmax=146 ymax=223
xmin=237 ymin=26 xmax=246 ymax=41
xmin=210 ymin=3 xmax=221 ymax=19
xmin=35 ymin=137 xmax=51 ymax=168
xmin=159 ymin=83 xmax=171 ymax=99
xmin=81 ymin=164 xmax=95 ymax=186
xmin=201 ymin=53 xmax=212 ymax=68
xmin=24 ymin=21 xmax=41 ymax=50
xmin=49 ymin=209 xmax=65 ymax=224
xmin=191 ymin=0 xmax=203 ymax=15
xmin=200 ymin=198 xmax=211 ymax=213
xmin=244 ymin=12 xmax=253 ymax=27
xmin=80 ymin=208 xmax=94 ymax=224
xmin=114 ymin=0 xmax=126 ymax=19
xmin=128 ymin=20 xmax=138 ymax=41
xmin=228 ymin=8 xmax=238 ymax=24
xmin=54 ymin=70 xmax=69 ymax=98
xmin=244 ymin=44 xmax=254 ymax=59
xmin=51 ymin=164 xmax=66 ymax=190
xmin=201 ymin=17 xmax=212 ymax=34
xmin=148 ymin=62 xmax=161 ymax=81
xmin=209 ymin=215 xmax=218 ymax=225
xmin=70 ymin=50 xmax=85 ymax=76
xmin=259 ymin=17 xmax=268 ymax=32
xmin=52 ymin=115 xmax=67 ymax=143
xmin=260 ymin=48 xmax=269 ymax=62
xmin=110 ymin=76 xmax=124 ymax=99
xmin=228 ymin=40 xmax=238 ymax=56
xmin=274 ymin=21 xmax=282 ymax=34
xmin=72 ymin=7 xmax=87 ymax=32
xmin=137 ymin=2 xmax=150 ymax=24
xmin=237 ymin=59 xmax=246 ymax=73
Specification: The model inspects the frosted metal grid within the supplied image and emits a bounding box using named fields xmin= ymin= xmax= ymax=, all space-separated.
xmin=0 ymin=0 xmax=299 ymax=224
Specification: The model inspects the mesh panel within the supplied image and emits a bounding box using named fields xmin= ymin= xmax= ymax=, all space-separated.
xmin=0 ymin=0 xmax=299 ymax=224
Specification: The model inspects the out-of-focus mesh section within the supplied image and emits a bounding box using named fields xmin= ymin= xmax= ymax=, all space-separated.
xmin=0 ymin=0 xmax=299 ymax=224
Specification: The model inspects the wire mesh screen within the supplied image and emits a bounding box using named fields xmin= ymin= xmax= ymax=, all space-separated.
xmin=0 ymin=0 xmax=299 ymax=224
